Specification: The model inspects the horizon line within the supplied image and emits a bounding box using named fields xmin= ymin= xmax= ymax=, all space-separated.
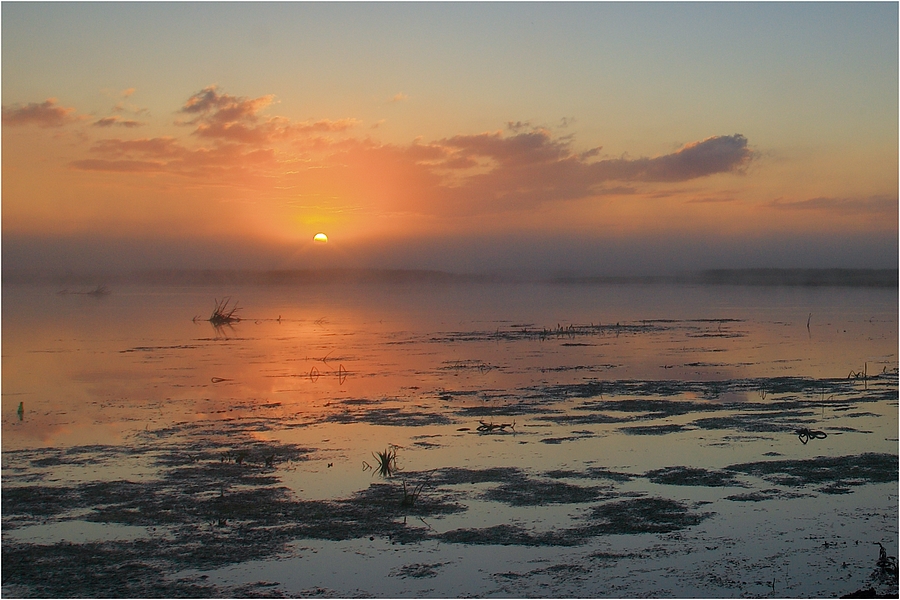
xmin=2 ymin=267 xmax=896 ymax=288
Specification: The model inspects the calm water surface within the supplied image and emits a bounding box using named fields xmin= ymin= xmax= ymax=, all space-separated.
xmin=3 ymin=281 xmax=896 ymax=451
xmin=2 ymin=281 xmax=897 ymax=598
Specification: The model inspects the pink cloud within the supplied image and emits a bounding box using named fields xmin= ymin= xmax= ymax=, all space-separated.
xmin=177 ymin=85 xmax=359 ymax=144
xmin=49 ymin=86 xmax=754 ymax=217
xmin=769 ymin=195 xmax=897 ymax=216
xmin=93 ymin=116 xmax=143 ymax=128
xmin=2 ymin=98 xmax=80 ymax=127
xmin=71 ymin=135 xmax=279 ymax=182
xmin=69 ymin=159 xmax=164 ymax=173
xmin=384 ymin=130 xmax=754 ymax=213
xmin=90 ymin=137 xmax=183 ymax=158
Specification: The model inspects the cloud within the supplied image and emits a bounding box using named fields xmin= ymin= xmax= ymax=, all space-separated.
xmin=90 ymin=136 xmax=183 ymax=157
xmin=686 ymin=196 xmax=738 ymax=204
xmin=180 ymin=85 xmax=275 ymax=118
xmin=436 ymin=129 xmax=573 ymax=167
xmin=395 ymin=129 xmax=753 ymax=213
xmin=2 ymin=98 xmax=80 ymax=127
xmin=177 ymin=85 xmax=359 ymax=144
xmin=390 ymin=92 xmax=408 ymax=103
xmin=506 ymin=120 xmax=531 ymax=132
xmin=589 ymin=134 xmax=752 ymax=182
xmin=428 ymin=130 xmax=749 ymax=181
xmin=28 ymin=86 xmax=753 ymax=218
xmin=93 ymin=116 xmax=143 ymax=128
xmin=292 ymin=118 xmax=361 ymax=134
xmin=70 ymin=135 xmax=278 ymax=181
xmin=69 ymin=159 xmax=164 ymax=173
xmin=178 ymin=85 xmax=276 ymax=142
xmin=768 ymin=195 xmax=898 ymax=216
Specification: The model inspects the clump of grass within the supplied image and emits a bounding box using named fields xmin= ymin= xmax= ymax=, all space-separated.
xmin=400 ymin=480 xmax=426 ymax=507
xmin=372 ymin=446 xmax=398 ymax=478
xmin=209 ymin=297 xmax=241 ymax=326
xmin=87 ymin=285 xmax=111 ymax=297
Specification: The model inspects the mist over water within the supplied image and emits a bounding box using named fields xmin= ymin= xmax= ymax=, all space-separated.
xmin=3 ymin=229 xmax=898 ymax=279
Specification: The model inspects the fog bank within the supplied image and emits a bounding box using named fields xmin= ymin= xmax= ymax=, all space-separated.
xmin=3 ymin=229 xmax=897 ymax=280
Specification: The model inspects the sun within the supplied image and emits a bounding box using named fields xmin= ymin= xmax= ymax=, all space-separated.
xmin=313 ymin=233 xmax=328 ymax=244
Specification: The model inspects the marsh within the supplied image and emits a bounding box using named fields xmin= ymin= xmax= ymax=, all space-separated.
xmin=2 ymin=277 xmax=897 ymax=598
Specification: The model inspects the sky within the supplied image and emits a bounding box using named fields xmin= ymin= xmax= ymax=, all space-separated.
xmin=2 ymin=2 xmax=897 ymax=276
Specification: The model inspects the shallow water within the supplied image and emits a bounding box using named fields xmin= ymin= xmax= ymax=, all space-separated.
xmin=2 ymin=281 xmax=898 ymax=598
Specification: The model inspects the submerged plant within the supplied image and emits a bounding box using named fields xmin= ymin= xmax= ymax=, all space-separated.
xmin=209 ymin=297 xmax=241 ymax=326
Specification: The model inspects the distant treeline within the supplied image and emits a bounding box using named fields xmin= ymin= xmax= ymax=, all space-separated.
xmin=689 ymin=268 xmax=897 ymax=288
xmin=3 ymin=267 xmax=897 ymax=288
xmin=555 ymin=269 xmax=898 ymax=288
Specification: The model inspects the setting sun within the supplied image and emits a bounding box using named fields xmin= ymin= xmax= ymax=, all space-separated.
xmin=1 ymin=4 xmax=897 ymax=598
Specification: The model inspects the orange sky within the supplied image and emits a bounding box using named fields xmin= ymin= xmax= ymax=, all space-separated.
xmin=2 ymin=3 xmax=897 ymax=275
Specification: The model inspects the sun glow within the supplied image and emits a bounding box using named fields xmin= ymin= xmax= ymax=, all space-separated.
xmin=313 ymin=233 xmax=328 ymax=243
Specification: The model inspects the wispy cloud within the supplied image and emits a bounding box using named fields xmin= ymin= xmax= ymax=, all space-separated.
xmin=390 ymin=92 xmax=408 ymax=103
xmin=69 ymin=158 xmax=165 ymax=173
xmin=686 ymin=196 xmax=738 ymax=204
xmin=506 ymin=120 xmax=531 ymax=132
xmin=589 ymin=134 xmax=752 ymax=182
xmin=93 ymin=116 xmax=143 ymax=128
xmin=2 ymin=98 xmax=81 ymax=127
xmin=769 ymin=195 xmax=898 ymax=216
xmin=71 ymin=135 xmax=278 ymax=182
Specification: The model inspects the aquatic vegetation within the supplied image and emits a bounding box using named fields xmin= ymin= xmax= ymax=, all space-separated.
xmin=691 ymin=414 xmax=799 ymax=433
xmin=588 ymin=497 xmax=709 ymax=534
xmin=1 ymin=541 xmax=224 ymax=598
xmin=3 ymin=282 xmax=897 ymax=597
xmin=484 ymin=479 xmax=609 ymax=506
xmin=439 ymin=523 xmax=581 ymax=547
xmin=400 ymin=479 xmax=427 ymax=507
xmin=476 ymin=419 xmax=516 ymax=433
xmin=874 ymin=542 xmax=899 ymax=587
xmin=390 ymin=562 xmax=445 ymax=579
xmin=796 ymin=427 xmax=828 ymax=444
xmin=426 ymin=466 xmax=526 ymax=486
xmin=369 ymin=446 xmax=399 ymax=478
xmin=86 ymin=285 xmax=111 ymax=297
xmin=541 ymin=376 xmax=858 ymax=403
xmin=726 ymin=453 xmax=899 ymax=491
xmin=622 ymin=424 xmax=685 ymax=435
xmin=724 ymin=488 xmax=809 ymax=502
xmin=208 ymin=297 xmax=241 ymax=325
xmin=327 ymin=407 xmax=451 ymax=427
xmin=644 ymin=466 xmax=744 ymax=487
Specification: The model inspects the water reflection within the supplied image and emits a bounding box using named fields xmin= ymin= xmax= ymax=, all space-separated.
xmin=2 ymin=281 xmax=897 ymax=452
xmin=3 ymin=282 xmax=897 ymax=597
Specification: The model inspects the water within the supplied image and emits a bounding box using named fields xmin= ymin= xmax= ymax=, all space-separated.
xmin=2 ymin=281 xmax=897 ymax=597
